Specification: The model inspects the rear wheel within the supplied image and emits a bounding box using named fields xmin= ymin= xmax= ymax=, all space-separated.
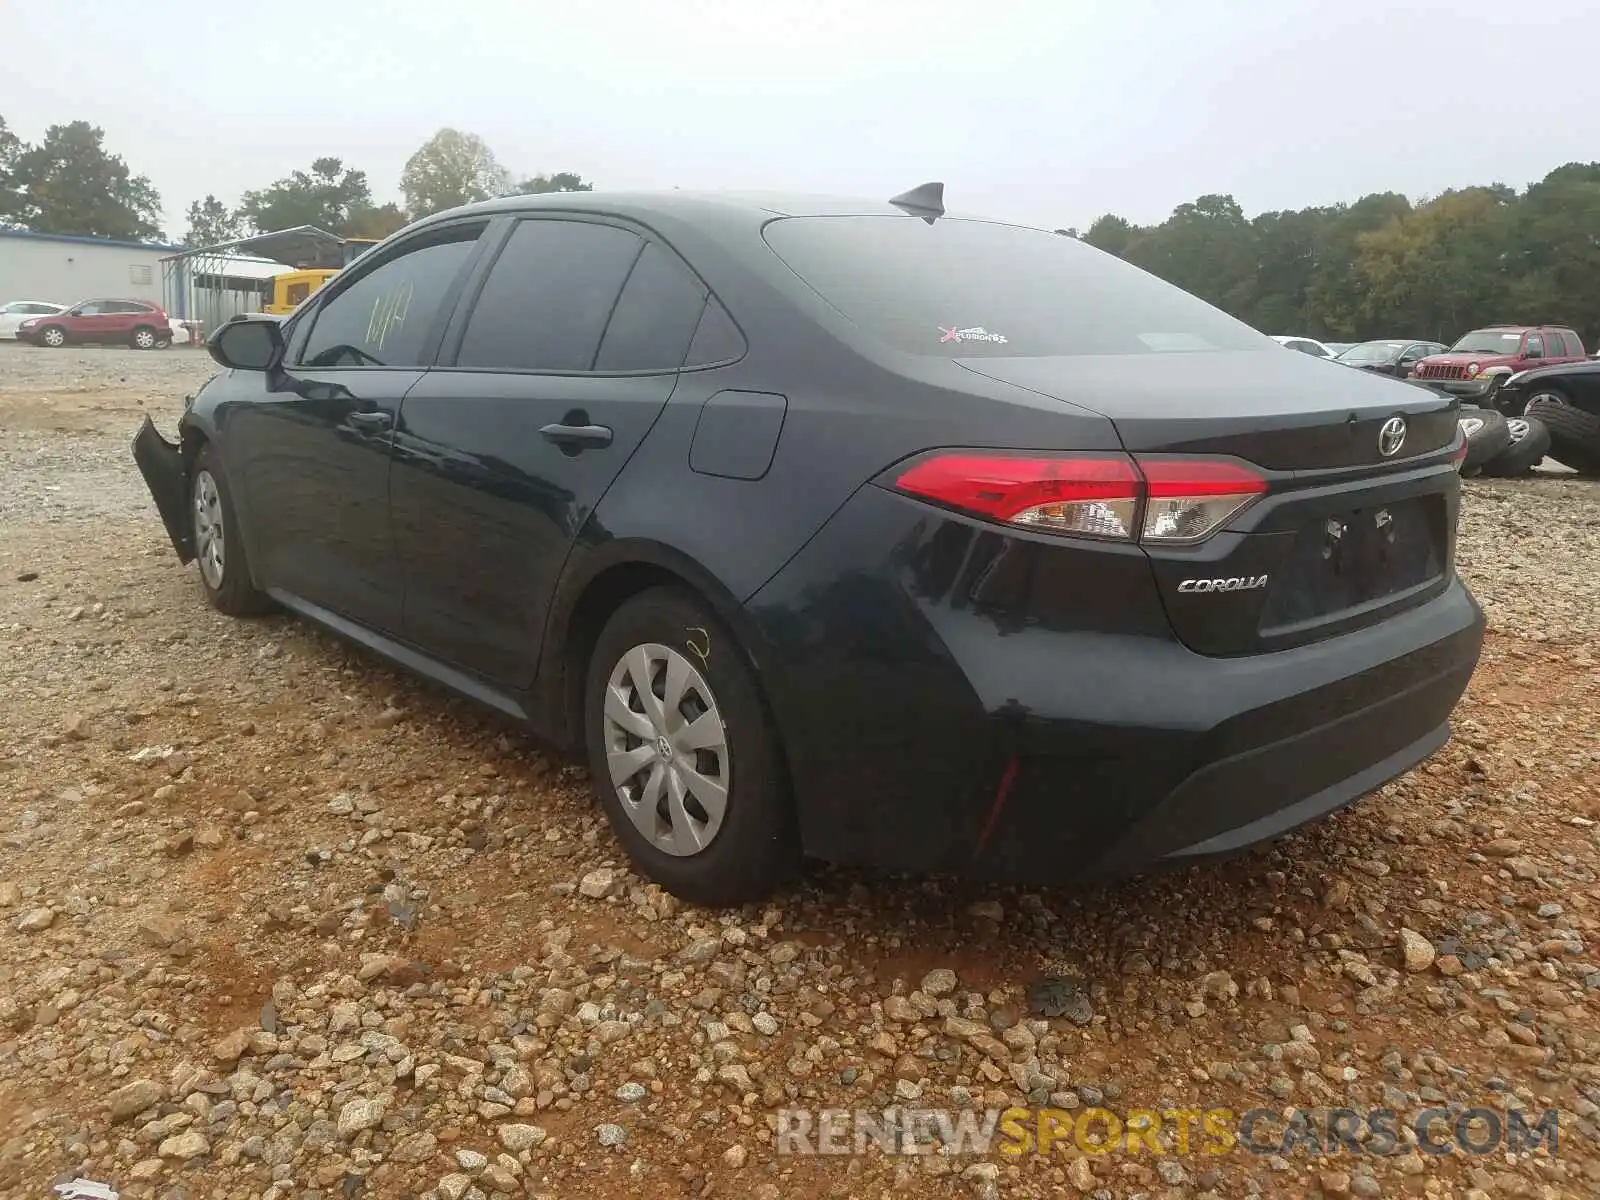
xmin=584 ymin=587 xmax=798 ymax=906
xmin=131 ymin=326 xmax=158 ymax=350
xmin=192 ymin=446 xmax=273 ymax=616
xmin=39 ymin=325 xmax=66 ymax=348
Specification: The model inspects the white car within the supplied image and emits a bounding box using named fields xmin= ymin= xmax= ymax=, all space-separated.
xmin=1271 ymin=335 xmax=1336 ymax=358
xmin=0 ymin=300 xmax=67 ymax=339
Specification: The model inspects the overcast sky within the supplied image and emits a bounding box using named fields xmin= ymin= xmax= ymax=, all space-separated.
xmin=4 ymin=0 xmax=1593 ymax=239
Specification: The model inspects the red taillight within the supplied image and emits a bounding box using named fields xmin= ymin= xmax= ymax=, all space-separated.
xmin=892 ymin=454 xmax=1141 ymax=540
xmin=892 ymin=452 xmax=1268 ymax=544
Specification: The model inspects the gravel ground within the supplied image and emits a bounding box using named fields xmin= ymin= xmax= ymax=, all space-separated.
xmin=1 ymin=346 xmax=1598 ymax=1200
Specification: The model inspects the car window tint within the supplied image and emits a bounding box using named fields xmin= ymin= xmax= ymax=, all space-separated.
xmin=1547 ymin=331 xmax=1569 ymax=356
xmin=456 ymin=219 xmax=643 ymax=372
xmin=684 ymin=296 xmax=745 ymax=366
xmin=592 ymin=242 xmax=708 ymax=372
xmin=763 ymin=215 xmax=1268 ymax=358
xmin=76 ymin=303 xmax=103 ymax=316
xmin=1525 ymin=332 xmax=1544 ymax=356
xmin=300 ymin=225 xmax=483 ymax=368
xmin=1562 ymin=330 xmax=1585 ymax=355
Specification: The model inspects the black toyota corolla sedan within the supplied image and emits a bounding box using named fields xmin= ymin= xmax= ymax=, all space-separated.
xmin=132 ymin=185 xmax=1485 ymax=905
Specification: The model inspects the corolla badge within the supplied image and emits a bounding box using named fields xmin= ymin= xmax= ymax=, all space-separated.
xmin=1177 ymin=575 xmax=1269 ymax=594
xmin=1378 ymin=415 xmax=1407 ymax=457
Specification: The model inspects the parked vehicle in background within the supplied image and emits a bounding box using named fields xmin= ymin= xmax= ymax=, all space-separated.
xmin=1411 ymin=326 xmax=1586 ymax=401
xmin=1323 ymin=342 xmax=1356 ymax=356
xmin=1495 ymin=357 xmax=1600 ymax=474
xmin=1271 ymin=335 xmax=1335 ymax=358
xmin=0 ymin=300 xmax=66 ymax=340
xmin=16 ymin=299 xmax=174 ymax=349
xmin=1335 ymin=340 xmax=1447 ymax=378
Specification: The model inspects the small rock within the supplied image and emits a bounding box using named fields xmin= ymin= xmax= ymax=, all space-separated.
xmin=723 ymin=1144 xmax=748 ymax=1169
xmin=497 ymin=1123 xmax=547 ymax=1152
xmin=921 ymin=968 xmax=958 ymax=997
xmin=158 ymin=1130 xmax=210 ymax=1160
xmin=1400 ymin=929 xmax=1435 ymax=973
xmin=596 ymin=1123 xmax=627 ymax=1148
xmin=454 ymin=1149 xmax=487 ymax=1172
xmin=107 ymin=1079 xmax=164 ymax=1123
xmin=15 ymin=906 xmax=54 ymax=933
xmin=336 ymin=1097 xmax=387 ymax=1137
xmin=578 ymin=868 xmax=617 ymax=899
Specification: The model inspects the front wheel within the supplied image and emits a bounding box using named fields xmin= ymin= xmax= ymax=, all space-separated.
xmin=584 ymin=587 xmax=798 ymax=906
xmin=191 ymin=447 xmax=273 ymax=616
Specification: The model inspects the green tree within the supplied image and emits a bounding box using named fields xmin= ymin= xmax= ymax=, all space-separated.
xmin=0 ymin=115 xmax=24 ymax=227
xmin=238 ymin=157 xmax=374 ymax=235
xmin=344 ymin=201 xmax=409 ymax=240
xmin=182 ymin=193 xmax=243 ymax=247
xmin=400 ymin=128 xmax=511 ymax=218
xmin=10 ymin=120 xmax=163 ymax=241
xmin=505 ymin=171 xmax=594 ymax=195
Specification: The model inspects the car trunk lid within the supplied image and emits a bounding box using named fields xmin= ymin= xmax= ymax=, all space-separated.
xmin=956 ymin=351 xmax=1462 ymax=656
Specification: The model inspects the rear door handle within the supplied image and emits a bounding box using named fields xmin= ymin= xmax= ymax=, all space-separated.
xmin=346 ymin=410 xmax=393 ymax=432
xmin=540 ymin=422 xmax=613 ymax=449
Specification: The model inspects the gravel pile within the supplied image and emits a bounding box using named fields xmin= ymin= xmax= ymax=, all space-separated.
xmin=1 ymin=349 xmax=1597 ymax=1199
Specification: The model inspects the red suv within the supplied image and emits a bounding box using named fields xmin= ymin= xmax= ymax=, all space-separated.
xmin=1412 ymin=325 xmax=1586 ymax=400
xmin=16 ymin=299 xmax=174 ymax=350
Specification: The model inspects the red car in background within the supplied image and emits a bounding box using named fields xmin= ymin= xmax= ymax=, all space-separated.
xmin=1411 ymin=325 xmax=1586 ymax=401
xmin=16 ymin=299 xmax=175 ymax=350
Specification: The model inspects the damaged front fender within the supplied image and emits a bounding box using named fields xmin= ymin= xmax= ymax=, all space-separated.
xmin=131 ymin=415 xmax=195 ymax=563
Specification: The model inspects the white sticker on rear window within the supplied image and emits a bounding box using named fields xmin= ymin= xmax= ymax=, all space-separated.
xmin=939 ymin=325 xmax=1008 ymax=345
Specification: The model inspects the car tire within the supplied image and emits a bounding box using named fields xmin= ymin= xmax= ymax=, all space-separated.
xmin=131 ymin=326 xmax=158 ymax=350
xmin=38 ymin=325 xmax=67 ymax=348
xmin=1526 ymin=393 xmax=1600 ymax=475
xmin=191 ymin=446 xmax=273 ymax=616
xmin=1457 ymin=406 xmax=1512 ymax=473
xmin=1478 ymin=415 xmax=1552 ymax=477
xmin=584 ymin=586 xmax=798 ymax=906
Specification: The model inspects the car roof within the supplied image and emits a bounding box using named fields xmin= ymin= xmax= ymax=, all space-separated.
xmin=409 ymin=188 xmax=1022 ymax=234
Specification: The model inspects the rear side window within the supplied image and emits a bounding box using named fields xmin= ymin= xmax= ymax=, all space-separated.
xmin=593 ymin=242 xmax=708 ymax=372
xmin=1562 ymin=329 xmax=1585 ymax=355
xmin=761 ymin=216 xmax=1268 ymax=358
xmin=685 ymin=297 xmax=745 ymax=366
xmin=300 ymin=223 xmax=483 ymax=368
xmin=456 ymin=219 xmax=643 ymax=372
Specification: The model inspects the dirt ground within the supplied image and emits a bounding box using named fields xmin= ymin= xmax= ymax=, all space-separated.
xmin=1 ymin=345 xmax=1597 ymax=1200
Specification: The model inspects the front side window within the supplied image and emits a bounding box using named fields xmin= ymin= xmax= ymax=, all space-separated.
xmin=761 ymin=215 xmax=1270 ymax=358
xmin=1524 ymin=332 xmax=1545 ymax=357
xmin=299 ymin=224 xmax=484 ymax=368
xmin=455 ymin=219 xmax=643 ymax=372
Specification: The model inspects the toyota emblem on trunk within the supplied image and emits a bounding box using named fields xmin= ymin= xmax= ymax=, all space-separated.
xmin=1377 ymin=416 xmax=1407 ymax=457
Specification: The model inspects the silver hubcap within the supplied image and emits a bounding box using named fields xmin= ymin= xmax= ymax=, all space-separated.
xmin=1506 ymin=418 xmax=1530 ymax=443
xmin=193 ymin=470 xmax=225 ymax=588
xmin=43 ymin=328 xmax=63 ymax=346
xmin=603 ymin=643 xmax=729 ymax=857
xmin=1459 ymin=417 xmax=1484 ymax=437
xmin=135 ymin=330 xmax=154 ymax=348
xmin=1528 ymin=392 xmax=1565 ymax=408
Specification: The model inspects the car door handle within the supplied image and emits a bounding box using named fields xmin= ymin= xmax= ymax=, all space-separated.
xmin=346 ymin=411 xmax=393 ymax=432
xmin=540 ymin=422 xmax=613 ymax=449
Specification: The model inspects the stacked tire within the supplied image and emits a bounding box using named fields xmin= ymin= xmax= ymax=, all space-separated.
xmin=1525 ymin=391 xmax=1600 ymax=476
xmin=1457 ymin=406 xmax=1555 ymax=478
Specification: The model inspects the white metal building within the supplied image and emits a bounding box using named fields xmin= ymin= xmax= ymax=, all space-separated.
xmin=0 ymin=229 xmax=182 ymax=310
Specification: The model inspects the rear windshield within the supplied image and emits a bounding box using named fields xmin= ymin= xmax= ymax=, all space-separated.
xmin=761 ymin=216 xmax=1271 ymax=358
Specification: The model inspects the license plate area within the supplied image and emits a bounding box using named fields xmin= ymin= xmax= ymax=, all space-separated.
xmin=1258 ymin=497 xmax=1443 ymax=631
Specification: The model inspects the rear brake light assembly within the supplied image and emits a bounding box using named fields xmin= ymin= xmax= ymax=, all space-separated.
xmin=892 ymin=452 xmax=1267 ymax=545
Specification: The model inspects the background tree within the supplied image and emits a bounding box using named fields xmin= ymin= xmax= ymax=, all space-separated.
xmin=505 ymin=171 xmax=594 ymax=196
xmin=182 ymin=193 xmax=243 ymax=247
xmin=344 ymin=201 xmax=409 ymax=240
xmin=0 ymin=115 xmax=24 ymax=227
xmin=9 ymin=120 xmax=163 ymax=241
xmin=400 ymin=128 xmax=510 ymax=218
xmin=238 ymin=157 xmax=374 ymax=235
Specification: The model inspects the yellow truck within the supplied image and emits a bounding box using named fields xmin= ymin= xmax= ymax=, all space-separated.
xmin=260 ymin=239 xmax=381 ymax=315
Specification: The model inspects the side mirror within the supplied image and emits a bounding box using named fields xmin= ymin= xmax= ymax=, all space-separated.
xmin=208 ymin=315 xmax=284 ymax=371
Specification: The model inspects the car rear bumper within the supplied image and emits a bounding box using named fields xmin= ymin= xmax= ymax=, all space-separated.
xmin=747 ymin=484 xmax=1484 ymax=883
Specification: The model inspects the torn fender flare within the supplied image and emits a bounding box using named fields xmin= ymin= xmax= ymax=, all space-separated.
xmin=131 ymin=415 xmax=195 ymax=564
